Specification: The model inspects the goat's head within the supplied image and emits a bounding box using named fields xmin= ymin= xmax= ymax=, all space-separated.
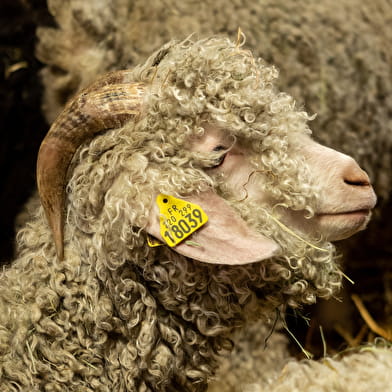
xmin=37 ymin=37 xmax=376 ymax=272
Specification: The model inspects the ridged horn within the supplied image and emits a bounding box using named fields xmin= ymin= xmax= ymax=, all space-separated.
xmin=37 ymin=70 xmax=145 ymax=260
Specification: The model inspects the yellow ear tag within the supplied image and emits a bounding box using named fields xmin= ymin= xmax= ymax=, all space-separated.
xmin=156 ymin=194 xmax=209 ymax=247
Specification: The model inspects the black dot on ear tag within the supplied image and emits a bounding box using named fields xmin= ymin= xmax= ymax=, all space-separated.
xmin=163 ymin=198 xmax=168 ymax=203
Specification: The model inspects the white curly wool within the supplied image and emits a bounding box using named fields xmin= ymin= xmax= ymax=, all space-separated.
xmin=36 ymin=0 xmax=392 ymax=205
xmin=2 ymin=36 xmax=360 ymax=391
xmin=262 ymin=348 xmax=392 ymax=392
xmin=207 ymin=323 xmax=291 ymax=392
xmin=208 ymin=322 xmax=392 ymax=392
xmin=5 ymin=0 xmax=390 ymax=390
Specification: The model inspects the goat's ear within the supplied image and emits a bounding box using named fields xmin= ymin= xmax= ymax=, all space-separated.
xmin=146 ymin=191 xmax=280 ymax=265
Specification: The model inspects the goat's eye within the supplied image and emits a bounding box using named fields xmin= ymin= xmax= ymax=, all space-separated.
xmin=210 ymin=145 xmax=228 ymax=169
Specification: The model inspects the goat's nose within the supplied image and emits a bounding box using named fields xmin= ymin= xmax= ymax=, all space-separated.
xmin=342 ymin=159 xmax=370 ymax=187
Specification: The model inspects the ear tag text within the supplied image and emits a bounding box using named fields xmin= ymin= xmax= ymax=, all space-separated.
xmin=156 ymin=194 xmax=209 ymax=247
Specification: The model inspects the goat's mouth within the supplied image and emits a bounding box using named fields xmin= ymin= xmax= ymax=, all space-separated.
xmin=317 ymin=208 xmax=371 ymax=222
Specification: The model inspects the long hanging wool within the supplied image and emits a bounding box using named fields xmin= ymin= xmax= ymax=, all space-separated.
xmin=0 ymin=36 xmax=347 ymax=391
xmin=7 ymin=0 xmax=392 ymax=390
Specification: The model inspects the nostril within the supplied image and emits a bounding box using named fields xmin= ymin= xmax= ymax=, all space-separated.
xmin=344 ymin=178 xmax=370 ymax=187
xmin=343 ymin=164 xmax=371 ymax=187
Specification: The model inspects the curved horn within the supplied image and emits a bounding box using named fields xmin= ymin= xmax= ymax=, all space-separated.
xmin=37 ymin=70 xmax=145 ymax=260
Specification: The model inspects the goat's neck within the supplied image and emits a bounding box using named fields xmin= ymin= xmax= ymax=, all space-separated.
xmin=102 ymin=259 xmax=239 ymax=391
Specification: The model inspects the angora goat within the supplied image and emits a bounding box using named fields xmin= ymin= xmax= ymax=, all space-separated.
xmin=0 ymin=37 xmax=377 ymax=391
xmin=35 ymin=0 xmax=392 ymax=279
xmin=36 ymin=0 xmax=392 ymax=208
xmin=35 ymin=2 xmax=392 ymax=339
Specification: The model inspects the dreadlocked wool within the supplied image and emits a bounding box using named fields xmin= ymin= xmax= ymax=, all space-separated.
xmin=0 ymin=37 xmax=343 ymax=391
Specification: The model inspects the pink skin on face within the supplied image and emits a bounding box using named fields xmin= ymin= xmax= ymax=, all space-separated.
xmin=145 ymin=125 xmax=376 ymax=266
xmin=194 ymin=126 xmax=377 ymax=242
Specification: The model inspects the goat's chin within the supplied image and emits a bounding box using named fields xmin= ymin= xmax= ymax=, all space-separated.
xmin=315 ymin=210 xmax=372 ymax=241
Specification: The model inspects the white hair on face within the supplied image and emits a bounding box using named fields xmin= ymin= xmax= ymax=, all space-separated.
xmin=6 ymin=37 xmax=343 ymax=391
xmin=61 ymin=36 xmax=342 ymax=307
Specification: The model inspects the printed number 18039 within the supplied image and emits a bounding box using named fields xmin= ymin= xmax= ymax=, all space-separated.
xmin=157 ymin=195 xmax=209 ymax=247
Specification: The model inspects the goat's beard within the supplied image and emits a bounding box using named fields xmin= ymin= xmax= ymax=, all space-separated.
xmin=140 ymin=236 xmax=342 ymax=340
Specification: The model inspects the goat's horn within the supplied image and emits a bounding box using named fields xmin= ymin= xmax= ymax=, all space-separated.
xmin=36 ymin=70 xmax=145 ymax=260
